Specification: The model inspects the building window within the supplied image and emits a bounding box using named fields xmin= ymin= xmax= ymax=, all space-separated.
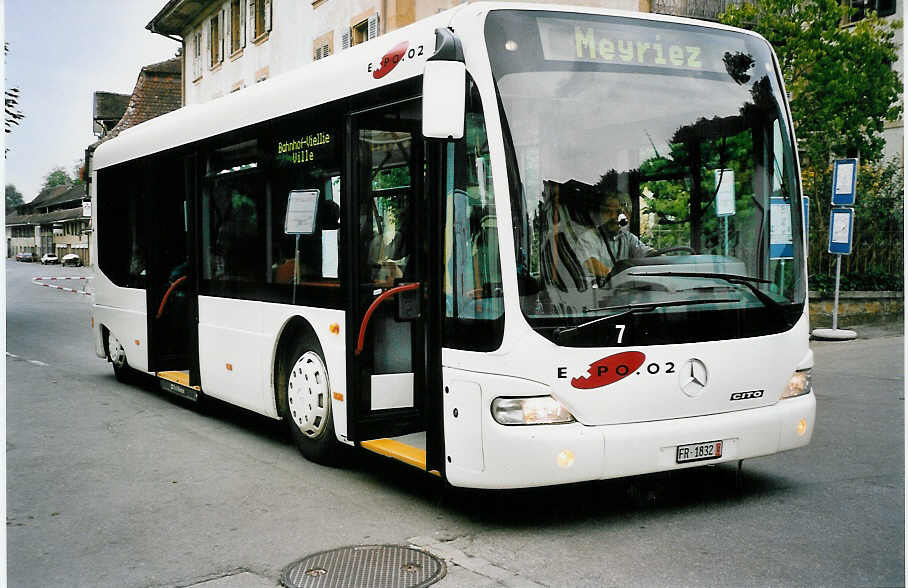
xmin=313 ymin=31 xmax=333 ymax=60
xmin=342 ymin=12 xmax=379 ymax=50
xmin=250 ymin=0 xmax=272 ymax=41
xmin=850 ymin=0 xmax=896 ymax=21
xmin=192 ymin=32 xmax=203 ymax=80
xmin=230 ymin=0 xmax=245 ymax=54
xmin=210 ymin=12 xmax=224 ymax=68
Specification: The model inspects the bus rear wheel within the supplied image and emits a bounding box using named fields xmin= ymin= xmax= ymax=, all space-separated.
xmin=282 ymin=345 xmax=344 ymax=466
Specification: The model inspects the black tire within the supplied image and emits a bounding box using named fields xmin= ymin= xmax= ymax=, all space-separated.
xmin=108 ymin=333 xmax=135 ymax=384
xmin=279 ymin=341 xmax=345 ymax=466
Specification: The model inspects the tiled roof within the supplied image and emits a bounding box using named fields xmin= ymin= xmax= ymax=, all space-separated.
xmin=28 ymin=183 xmax=86 ymax=209
xmin=93 ymin=92 xmax=131 ymax=122
xmin=103 ymin=56 xmax=182 ymax=141
xmin=6 ymin=207 xmax=86 ymax=227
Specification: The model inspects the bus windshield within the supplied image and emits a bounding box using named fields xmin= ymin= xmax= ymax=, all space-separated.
xmin=486 ymin=11 xmax=806 ymax=346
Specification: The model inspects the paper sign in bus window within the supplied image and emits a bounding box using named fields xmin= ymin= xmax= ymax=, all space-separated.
xmin=285 ymin=189 xmax=320 ymax=235
xmin=714 ymin=169 xmax=735 ymax=216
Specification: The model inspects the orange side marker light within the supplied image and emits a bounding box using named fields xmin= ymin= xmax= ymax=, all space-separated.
xmin=333 ymin=392 xmax=344 ymax=402
xmin=329 ymin=323 xmax=340 ymax=335
xmin=226 ymin=363 xmax=233 ymax=371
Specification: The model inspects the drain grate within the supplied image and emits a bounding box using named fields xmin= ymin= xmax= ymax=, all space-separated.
xmin=281 ymin=544 xmax=446 ymax=588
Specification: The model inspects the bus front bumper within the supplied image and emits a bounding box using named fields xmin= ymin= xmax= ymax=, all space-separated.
xmin=444 ymin=392 xmax=815 ymax=489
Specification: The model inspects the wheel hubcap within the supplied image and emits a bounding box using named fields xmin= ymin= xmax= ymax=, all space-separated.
xmin=110 ymin=336 xmax=126 ymax=368
xmin=287 ymin=351 xmax=330 ymax=439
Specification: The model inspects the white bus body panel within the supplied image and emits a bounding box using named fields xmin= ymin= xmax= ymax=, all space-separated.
xmin=442 ymin=318 xmax=815 ymax=489
xmin=196 ymin=297 xmax=347 ymax=436
xmin=90 ymin=274 xmax=149 ymax=372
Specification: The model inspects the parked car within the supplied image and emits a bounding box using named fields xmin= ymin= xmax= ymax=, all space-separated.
xmin=15 ymin=251 xmax=36 ymax=262
xmin=61 ymin=253 xmax=83 ymax=267
xmin=40 ymin=253 xmax=59 ymax=265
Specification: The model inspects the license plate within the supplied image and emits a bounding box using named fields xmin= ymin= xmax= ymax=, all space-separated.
xmin=676 ymin=440 xmax=723 ymax=463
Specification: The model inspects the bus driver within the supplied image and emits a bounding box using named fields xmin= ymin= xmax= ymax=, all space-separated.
xmin=578 ymin=192 xmax=654 ymax=279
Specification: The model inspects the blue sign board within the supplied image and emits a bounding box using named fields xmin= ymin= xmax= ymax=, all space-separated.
xmin=828 ymin=207 xmax=854 ymax=255
xmin=770 ymin=197 xmax=810 ymax=259
xmin=802 ymin=196 xmax=809 ymax=234
xmin=831 ymin=158 xmax=858 ymax=205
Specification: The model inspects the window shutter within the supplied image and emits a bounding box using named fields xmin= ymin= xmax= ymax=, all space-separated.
xmin=367 ymin=13 xmax=379 ymax=40
xmin=264 ymin=0 xmax=272 ymax=33
xmin=249 ymin=0 xmax=256 ymax=39
xmin=341 ymin=28 xmax=351 ymax=50
xmin=226 ymin=6 xmax=232 ymax=54
xmin=193 ymin=33 xmax=202 ymax=79
xmin=241 ymin=0 xmax=246 ymax=48
xmin=219 ymin=10 xmax=225 ymax=62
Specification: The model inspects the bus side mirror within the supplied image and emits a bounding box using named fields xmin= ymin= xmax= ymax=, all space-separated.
xmin=422 ymin=28 xmax=465 ymax=141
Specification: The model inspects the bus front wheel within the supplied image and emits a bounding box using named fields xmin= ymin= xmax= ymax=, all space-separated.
xmin=108 ymin=333 xmax=134 ymax=384
xmin=282 ymin=345 xmax=344 ymax=466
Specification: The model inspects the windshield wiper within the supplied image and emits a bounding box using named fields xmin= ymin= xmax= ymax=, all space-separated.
xmin=627 ymin=271 xmax=783 ymax=311
xmin=555 ymin=297 xmax=739 ymax=341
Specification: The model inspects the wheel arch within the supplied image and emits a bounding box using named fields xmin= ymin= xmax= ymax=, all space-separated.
xmin=272 ymin=315 xmax=325 ymax=420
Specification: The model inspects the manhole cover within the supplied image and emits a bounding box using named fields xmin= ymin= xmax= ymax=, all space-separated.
xmin=281 ymin=544 xmax=446 ymax=588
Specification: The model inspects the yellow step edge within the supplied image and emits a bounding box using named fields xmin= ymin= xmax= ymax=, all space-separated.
xmin=157 ymin=371 xmax=201 ymax=391
xmin=360 ymin=438 xmax=441 ymax=477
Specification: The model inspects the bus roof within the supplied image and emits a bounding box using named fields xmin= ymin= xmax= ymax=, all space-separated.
xmin=92 ymin=2 xmax=766 ymax=171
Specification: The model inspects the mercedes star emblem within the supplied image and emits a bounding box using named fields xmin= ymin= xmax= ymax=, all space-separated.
xmin=680 ymin=358 xmax=708 ymax=397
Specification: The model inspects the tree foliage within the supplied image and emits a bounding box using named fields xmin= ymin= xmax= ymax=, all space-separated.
xmin=4 ymin=43 xmax=25 ymax=157
xmin=6 ymin=184 xmax=23 ymax=212
xmin=721 ymin=1 xmax=903 ymax=287
xmin=41 ymin=167 xmax=73 ymax=191
xmin=720 ymin=0 xmax=902 ymax=166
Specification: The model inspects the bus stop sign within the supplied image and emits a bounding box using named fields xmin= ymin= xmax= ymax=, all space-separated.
xmin=831 ymin=158 xmax=858 ymax=205
xmin=828 ymin=207 xmax=854 ymax=255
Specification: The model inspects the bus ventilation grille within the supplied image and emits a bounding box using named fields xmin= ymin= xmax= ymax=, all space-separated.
xmin=281 ymin=544 xmax=445 ymax=588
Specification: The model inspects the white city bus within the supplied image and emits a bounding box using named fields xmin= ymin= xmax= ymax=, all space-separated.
xmin=90 ymin=2 xmax=815 ymax=489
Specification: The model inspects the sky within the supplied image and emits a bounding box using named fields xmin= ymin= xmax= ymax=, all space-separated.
xmin=5 ymin=1 xmax=180 ymax=203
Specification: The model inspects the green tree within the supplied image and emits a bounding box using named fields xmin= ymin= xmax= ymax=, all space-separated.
xmin=721 ymin=0 xmax=901 ymax=166
xmin=5 ymin=184 xmax=23 ymax=212
xmin=721 ymin=0 xmax=903 ymax=283
xmin=41 ymin=167 xmax=73 ymax=191
xmin=5 ymin=43 xmax=25 ymax=157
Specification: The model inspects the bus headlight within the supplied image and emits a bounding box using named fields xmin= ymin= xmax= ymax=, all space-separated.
xmin=491 ymin=396 xmax=575 ymax=425
xmin=781 ymin=369 xmax=813 ymax=399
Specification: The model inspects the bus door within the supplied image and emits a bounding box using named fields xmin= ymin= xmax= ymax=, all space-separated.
xmin=145 ymin=154 xmax=200 ymax=383
xmin=345 ymin=97 xmax=444 ymax=471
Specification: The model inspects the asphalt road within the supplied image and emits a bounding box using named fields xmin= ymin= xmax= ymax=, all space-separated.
xmin=6 ymin=259 xmax=905 ymax=587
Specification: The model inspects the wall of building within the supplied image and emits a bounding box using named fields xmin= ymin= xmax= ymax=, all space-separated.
xmin=182 ymin=0 xmax=650 ymax=105
xmin=183 ymin=1 xmax=319 ymax=105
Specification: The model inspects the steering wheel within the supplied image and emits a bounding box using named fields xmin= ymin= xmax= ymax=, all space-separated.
xmin=646 ymin=246 xmax=696 ymax=257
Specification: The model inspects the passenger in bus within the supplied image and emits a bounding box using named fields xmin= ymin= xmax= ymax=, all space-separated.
xmin=577 ymin=192 xmax=653 ymax=279
xmin=367 ymin=208 xmax=410 ymax=287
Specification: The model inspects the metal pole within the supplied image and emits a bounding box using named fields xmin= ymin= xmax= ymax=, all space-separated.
xmin=832 ymin=254 xmax=842 ymax=330
xmin=723 ymin=216 xmax=728 ymax=256
xmin=292 ymin=235 xmax=300 ymax=305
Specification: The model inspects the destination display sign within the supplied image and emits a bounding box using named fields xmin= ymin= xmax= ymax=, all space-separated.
xmin=537 ymin=17 xmax=748 ymax=74
xmin=276 ymin=131 xmax=333 ymax=166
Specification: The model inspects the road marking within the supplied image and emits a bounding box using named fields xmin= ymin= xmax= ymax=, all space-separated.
xmin=6 ymin=353 xmax=48 ymax=367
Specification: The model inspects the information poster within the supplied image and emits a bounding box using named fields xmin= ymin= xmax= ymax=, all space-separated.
xmin=714 ymin=169 xmax=735 ymax=217
xmin=769 ymin=197 xmax=793 ymax=259
xmin=831 ymin=158 xmax=858 ymax=205
xmin=285 ymin=189 xmax=320 ymax=235
xmin=827 ymin=207 xmax=854 ymax=255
